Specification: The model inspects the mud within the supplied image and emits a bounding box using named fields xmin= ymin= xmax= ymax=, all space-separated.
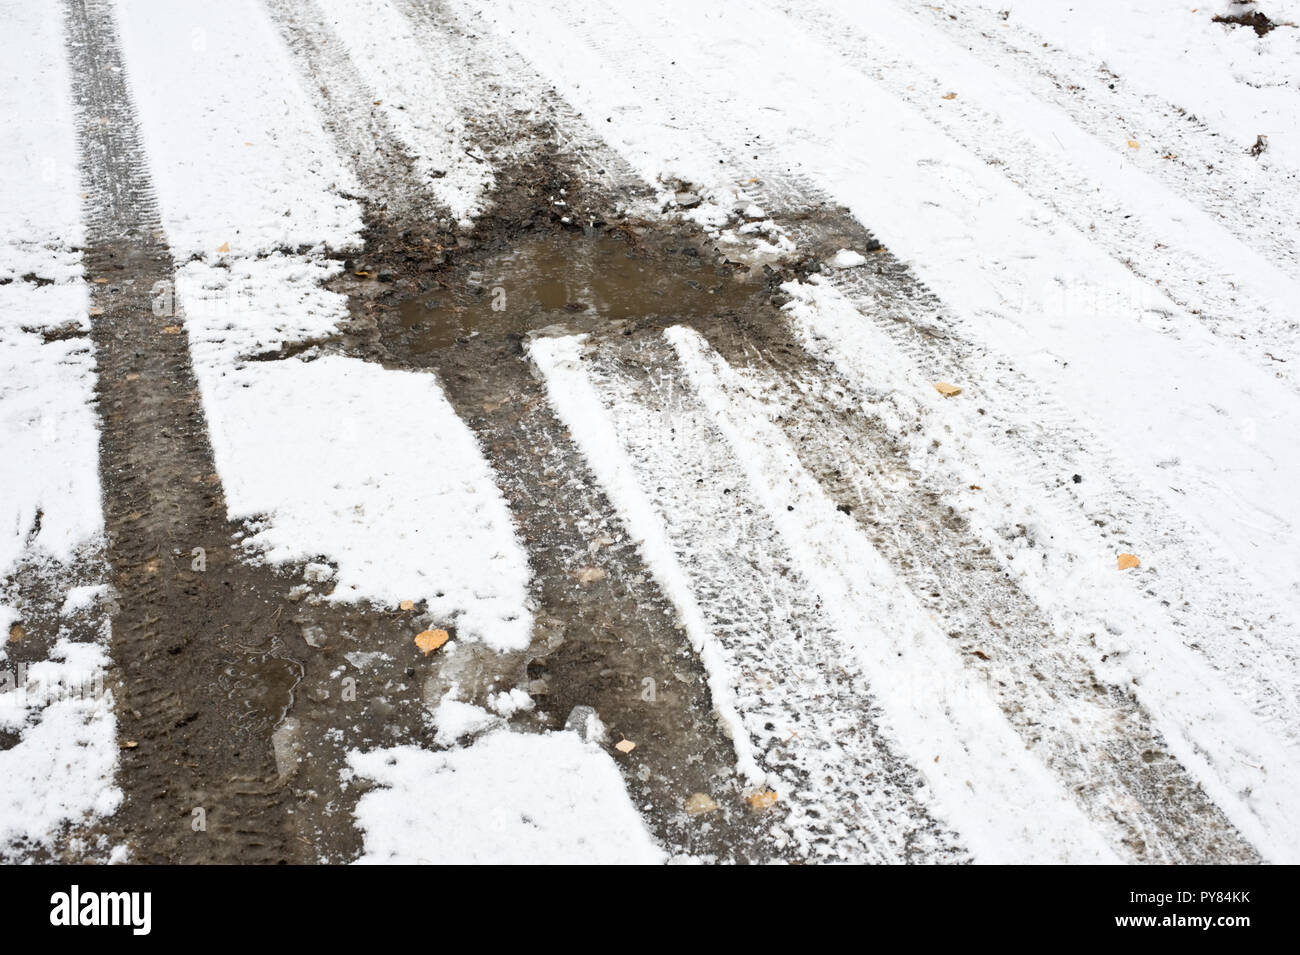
xmin=320 ymin=185 xmax=795 ymax=860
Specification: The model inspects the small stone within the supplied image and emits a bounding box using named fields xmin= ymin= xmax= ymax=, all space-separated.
xmin=565 ymin=705 xmax=606 ymax=743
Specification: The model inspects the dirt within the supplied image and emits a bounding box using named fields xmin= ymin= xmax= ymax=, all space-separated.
xmin=1213 ymin=8 xmax=1281 ymax=36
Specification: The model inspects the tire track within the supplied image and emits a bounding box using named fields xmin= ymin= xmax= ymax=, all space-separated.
xmin=536 ymin=331 xmax=969 ymax=863
xmin=906 ymin=0 xmax=1300 ymax=284
xmin=694 ymin=314 xmax=1259 ymax=863
xmin=266 ymin=0 xmax=781 ymax=861
xmin=775 ymin=0 xmax=1300 ymax=395
xmin=64 ymin=0 xmax=305 ymax=864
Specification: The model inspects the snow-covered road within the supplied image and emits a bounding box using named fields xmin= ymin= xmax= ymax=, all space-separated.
xmin=2 ymin=0 xmax=1298 ymax=864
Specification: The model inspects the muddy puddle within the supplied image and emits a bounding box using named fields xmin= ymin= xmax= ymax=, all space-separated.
xmin=368 ymin=230 xmax=758 ymax=352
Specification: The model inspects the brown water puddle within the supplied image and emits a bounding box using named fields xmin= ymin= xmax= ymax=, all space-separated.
xmin=385 ymin=232 xmax=755 ymax=351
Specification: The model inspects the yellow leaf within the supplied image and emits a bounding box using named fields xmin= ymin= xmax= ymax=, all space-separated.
xmin=684 ymin=793 xmax=718 ymax=815
xmin=8 ymin=622 xmax=24 ymax=643
xmin=120 ymin=740 xmax=138 ymax=749
xmin=415 ymin=628 xmax=449 ymax=654
xmin=162 ymin=325 xmax=181 ymax=334
xmin=615 ymin=739 xmax=636 ymax=754
xmin=1117 ymin=553 xmax=1140 ymax=570
xmin=1127 ymin=140 xmax=1140 ymax=150
xmin=934 ymin=381 xmax=962 ymax=397
xmin=125 ymin=373 xmax=140 ymax=382
xmin=217 ymin=242 xmax=230 ymax=253
xmin=747 ymin=790 xmax=779 ymax=812
xmin=942 ymin=92 xmax=957 ymax=100
xmin=399 ymin=599 xmax=414 ymax=611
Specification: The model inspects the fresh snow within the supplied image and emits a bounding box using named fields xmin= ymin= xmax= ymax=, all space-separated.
xmin=347 ymin=730 xmax=665 ymax=864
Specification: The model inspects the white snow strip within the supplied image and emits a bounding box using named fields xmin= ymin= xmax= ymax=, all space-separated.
xmin=782 ymin=277 xmax=1300 ymax=862
xmin=0 ymin=637 xmax=121 ymax=856
xmin=347 ymin=730 xmax=665 ymax=864
xmin=114 ymin=0 xmax=363 ymax=258
xmin=0 ymin=0 xmax=83 ymax=282
xmin=0 ymin=283 xmax=103 ymax=580
xmin=664 ymin=325 xmax=1120 ymax=864
xmin=181 ymin=337 xmax=532 ymax=649
xmin=528 ymin=334 xmax=764 ymax=785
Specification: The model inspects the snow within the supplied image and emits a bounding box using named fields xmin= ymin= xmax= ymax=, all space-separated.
xmin=826 ymin=249 xmax=866 ymax=269
xmin=0 ymin=638 xmax=121 ymax=856
xmin=60 ymin=584 xmax=110 ymax=616
xmin=0 ymin=283 xmax=103 ymax=579
xmin=665 ymin=325 xmax=1119 ymax=864
xmin=114 ymin=0 xmax=363 ymax=258
xmin=0 ymin=0 xmax=115 ymax=857
xmin=189 ymin=347 xmax=533 ymax=650
xmin=431 ymin=689 xmax=501 ymax=746
xmin=312 ymin=0 xmax=498 ymax=225
xmin=529 ymin=333 xmax=766 ymax=786
xmin=347 ymin=730 xmax=665 ymax=864
xmin=0 ymin=0 xmax=83 ymax=283
xmin=781 ymin=276 xmax=1300 ymax=861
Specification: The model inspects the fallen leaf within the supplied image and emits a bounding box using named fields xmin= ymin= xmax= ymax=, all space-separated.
xmin=1127 ymin=140 xmax=1140 ymax=150
xmin=414 ymin=628 xmax=450 ymax=654
xmin=1117 ymin=553 xmax=1140 ymax=570
xmin=162 ymin=325 xmax=181 ymax=334
xmin=399 ymin=599 xmax=415 ymax=611
xmin=576 ymin=566 xmax=607 ymax=585
xmin=684 ymin=792 xmax=718 ymax=815
xmin=615 ymin=739 xmax=636 ymax=754
xmin=217 ymin=242 xmax=230 ymax=253
xmin=747 ymin=789 xmax=779 ymax=812
xmin=8 ymin=623 xmax=24 ymax=643
xmin=942 ymin=92 xmax=957 ymax=100
xmin=120 ymin=740 xmax=138 ymax=749
xmin=89 ymin=306 xmax=104 ymax=316
xmin=125 ymin=373 xmax=139 ymax=382
xmin=93 ymin=277 xmax=109 ymax=284
xmin=934 ymin=381 xmax=962 ymax=397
